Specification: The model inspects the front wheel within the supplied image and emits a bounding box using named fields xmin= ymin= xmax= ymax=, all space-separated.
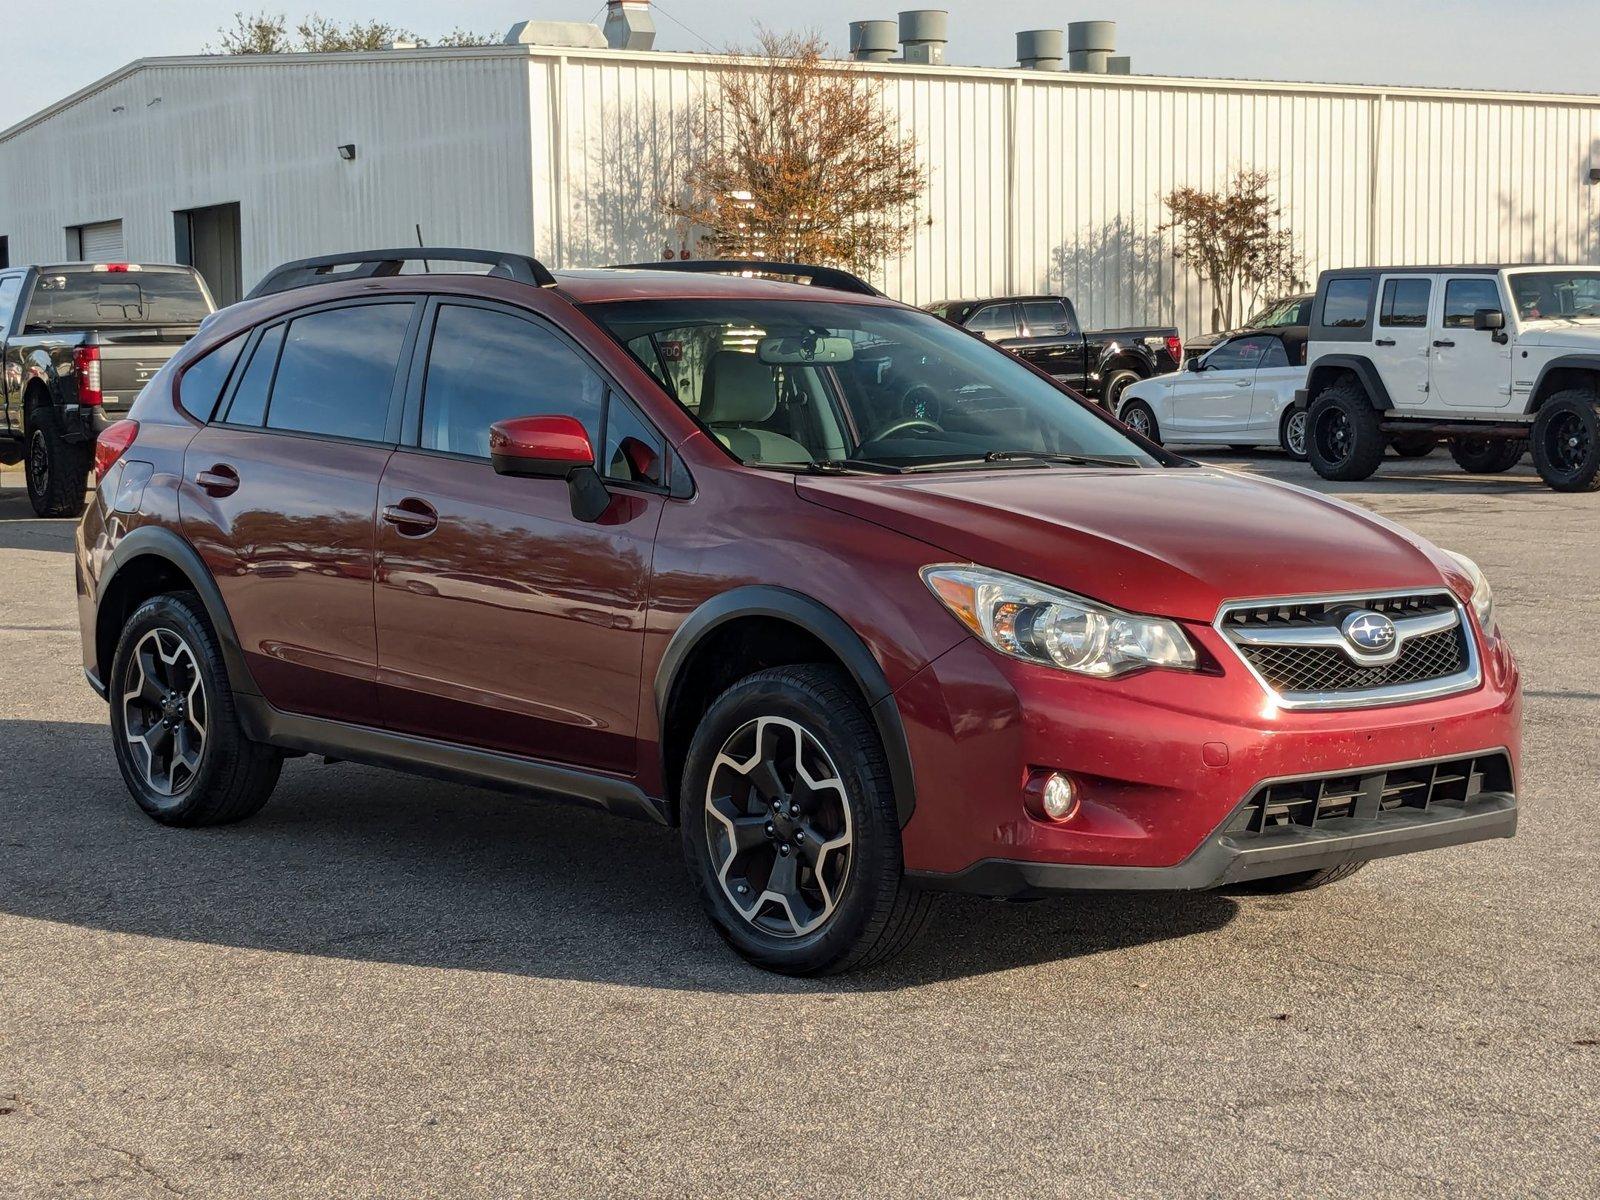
xmin=1306 ymin=384 xmax=1385 ymax=481
xmin=1119 ymin=398 xmax=1161 ymax=444
xmin=1531 ymin=390 xmax=1600 ymax=492
xmin=680 ymin=665 xmax=932 ymax=975
xmin=1449 ymin=436 xmax=1526 ymax=474
xmin=1279 ymin=407 xmax=1308 ymax=460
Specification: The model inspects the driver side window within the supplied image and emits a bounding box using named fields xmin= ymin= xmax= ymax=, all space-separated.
xmin=1202 ymin=335 xmax=1271 ymax=372
xmin=965 ymin=304 xmax=1020 ymax=341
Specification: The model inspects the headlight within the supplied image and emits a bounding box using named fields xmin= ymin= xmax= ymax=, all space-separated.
xmin=1443 ymin=550 xmax=1495 ymax=632
xmin=921 ymin=565 xmax=1197 ymax=677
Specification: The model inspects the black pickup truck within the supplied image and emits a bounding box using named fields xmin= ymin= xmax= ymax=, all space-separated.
xmin=0 ymin=263 xmax=214 ymax=516
xmin=923 ymin=294 xmax=1182 ymax=410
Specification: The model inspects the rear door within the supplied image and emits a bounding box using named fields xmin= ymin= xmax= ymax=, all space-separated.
xmin=1164 ymin=335 xmax=1268 ymax=438
xmin=1012 ymin=299 xmax=1086 ymax=385
xmin=372 ymin=298 xmax=668 ymax=774
xmin=181 ymin=297 xmax=419 ymax=725
xmin=1373 ymin=274 xmax=1434 ymax=411
xmin=1429 ymin=275 xmax=1513 ymax=410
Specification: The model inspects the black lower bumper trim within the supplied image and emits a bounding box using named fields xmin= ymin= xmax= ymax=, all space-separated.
xmin=909 ymin=793 xmax=1517 ymax=898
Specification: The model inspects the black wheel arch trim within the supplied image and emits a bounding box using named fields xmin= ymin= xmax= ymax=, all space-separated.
xmin=654 ymin=585 xmax=918 ymax=826
xmin=95 ymin=524 xmax=261 ymax=700
xmin=1307 ymin=354 xmax=1393 ymax=410
xmin=1525 ymin=354 xmax=1600 ymax=413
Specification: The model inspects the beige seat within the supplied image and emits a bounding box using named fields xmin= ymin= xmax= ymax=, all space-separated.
xmin=699 ymin=352 xmax=812 ymax=463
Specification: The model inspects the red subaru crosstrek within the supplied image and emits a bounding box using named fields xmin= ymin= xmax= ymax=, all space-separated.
xmin=77 ymin=249 xmax=1521 ymax=974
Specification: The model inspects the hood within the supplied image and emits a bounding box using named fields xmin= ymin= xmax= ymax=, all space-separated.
xmin=1518 ymin=322 xmax=1600 ymax=349
xmin=798 ymin=467 xmax=1452 ymax=622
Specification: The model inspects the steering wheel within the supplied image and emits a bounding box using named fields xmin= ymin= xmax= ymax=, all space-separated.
xmin=873 ymin=417 xmax=945 ymax=440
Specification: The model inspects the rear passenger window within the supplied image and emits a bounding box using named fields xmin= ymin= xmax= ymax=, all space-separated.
xmin=420 ymin=304 xmax=605 ymax=457
xmin=1380 ymin=278 xmax=1431 ymax=327
xmin=267 ymin=303 xmax=412 ymax=441
xmin=1443 ymin=278 xmax=1503 ymax=329
xmin=179 ymin=335 xmax=245 ymax=420
xmin=1323 ymin=279 xmax=1373 ymax=328
xmin=221 ymin=325 xmax=284 ymax=427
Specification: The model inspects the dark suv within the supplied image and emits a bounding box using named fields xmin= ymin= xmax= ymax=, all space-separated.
xmin=78 ymin=249 xmax=1522 ymax=975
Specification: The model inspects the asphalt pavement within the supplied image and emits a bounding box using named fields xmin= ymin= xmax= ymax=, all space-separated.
xmin=0 ymin=452 xmax=1595 ymax=1197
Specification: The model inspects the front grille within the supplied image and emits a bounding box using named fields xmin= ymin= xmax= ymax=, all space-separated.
xmin=1238 ymin=625 xmax=1469 ymax=693
xmin=1226 ymin=752 xmax=1513 ymax=836
xmin=1216 ymin=589 xmax=1479 ymax=708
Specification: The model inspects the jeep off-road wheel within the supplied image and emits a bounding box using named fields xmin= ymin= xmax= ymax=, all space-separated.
xmin=1102 ymin=368 xmax=1141 ymax=413
xmin=1234 ymin=861 xmax=1367 ymax=894
xmin=680 ymin=665 xmax=932 ymax=975
xmin=109 ymin=592 xmax=282 ymax=826
xmin=1449 ymin=436 xmax=1526 ymax=474
xmin=1119 ymin=398 xmax=1160 ymax=444
xmin=1279 ymin=407 xmax=1308 ymax=460
xmin=24 ymin=405 xmax=92 ymax=518
xmin=1390 ymin=434 xmax=1439 ymax=458
xmin=1531 ymin=390 xmax=1600 ymax=492
xmin=1307 ymin=383 xmax=1385 ymax=481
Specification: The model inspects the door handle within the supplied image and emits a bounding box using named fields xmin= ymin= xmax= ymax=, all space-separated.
xmin=1375 ymin=338 xmax=1396 ymax=346
xmin=1234 ymin=380 xmax=1253 ymax=388
xmin=382 ymin=498 xmax=438 ymax=536
xmin=194 ymin=464 xmax=239 ymax=497
xmin=1433 ymin=339 xmax=1455 ymax=348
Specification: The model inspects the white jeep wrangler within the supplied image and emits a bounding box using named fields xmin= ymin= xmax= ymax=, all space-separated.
xmin=1301 ymin=265 xmax=1600 ymax=492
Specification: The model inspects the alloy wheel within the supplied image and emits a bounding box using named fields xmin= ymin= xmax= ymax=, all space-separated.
xmin=1285 ymin=410 xmax=1307 ymax=457
xmin=121 ymin=628 xmax=208 ymax=796
xmin=27 ymin=428 xmax=49 ymax=498
xmin=1543 ymin=410 xmax=1591 ymax=474
xmin=703 ymin=716 xmax=853 ymax=939
xmin=1124 ymin=406 xmax=1152 ymax=438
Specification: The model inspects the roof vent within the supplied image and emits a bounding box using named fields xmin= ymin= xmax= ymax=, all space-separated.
xmin=898 ymin=9 xmax=949 ymax=65
xmin=1067 ymin=20 xmax=1115 ymax=73
xmin=1108 ymin=55 xmax=1131 ymax=75
xmin=1016 ymin=29 xmax=1064 ymax=71
xmin=603 ymin=1 xmax=656 ymax=51
xmin=503 ymin=20 xmax=607 ymax=49
xmin=849 ymin=19 xmax=899 ymax=62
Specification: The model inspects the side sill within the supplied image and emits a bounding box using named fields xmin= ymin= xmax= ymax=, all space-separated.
xmin=236 ymin=695 xmax=668 ymax=825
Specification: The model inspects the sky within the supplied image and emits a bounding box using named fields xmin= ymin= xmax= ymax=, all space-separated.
xmin=5 ymin=0 xmax=1600 ymax=130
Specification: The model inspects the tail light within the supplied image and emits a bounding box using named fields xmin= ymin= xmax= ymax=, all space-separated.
xmin=94 ymin=420 xmax=139 ymax=482
xmin=1164 ymin=334 xmax=1183 ymax=363
xmin=73 ymin=346 xmax=102 ymax=406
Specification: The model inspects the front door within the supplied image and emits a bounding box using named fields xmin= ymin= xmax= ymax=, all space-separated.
xmin=180 ymin=298 xmax=418 ymax=724
xmin=1429 ymin=276 xmax=1513 ymax=410
xmin=1011 ymin=299 xmax=1086 ymax=386
xmin=1373 ymin=274 xmax=1434 ymax=412
xmin=373 ymin=299 xmax=668 ymax=775
xmin=1164 ymin=334 xmax=1267 ymax=438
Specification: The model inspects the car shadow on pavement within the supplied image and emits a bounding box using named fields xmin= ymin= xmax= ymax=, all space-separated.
xmin=0 ymin=485 xmax=76 ymax=552
xmin=0 ymin=718 xmax=1238 ymax=993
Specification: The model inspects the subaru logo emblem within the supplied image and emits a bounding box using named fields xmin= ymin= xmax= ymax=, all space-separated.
xmin=1341 ymin=610 xmax=1397 ymax=653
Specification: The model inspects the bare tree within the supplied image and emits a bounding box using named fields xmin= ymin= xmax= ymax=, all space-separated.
xmin=211 ymin=11 xmax=292 ymax=54
xmin=663 ymin=31 xmax=924 ymax=273
xmin=1161 ymin=170 xmax=1305 ymax=331
xmin=295 ymin=15 xmax=418 ymax=52
xmin=210 ymin=11 xmax=496 ymax=54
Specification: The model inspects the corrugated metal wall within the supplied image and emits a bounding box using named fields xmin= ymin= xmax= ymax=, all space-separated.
xmin=3 ymin=48 xmax=1597 ymax=340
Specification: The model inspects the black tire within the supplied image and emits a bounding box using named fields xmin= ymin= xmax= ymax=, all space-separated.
xmin=1530 ymin=389 xmax=1600 ymax=492
xmin=1234 ymin=860 xmax=1366 ymax=894
xmin=1118 ymin=398 xmax=1161 ymax=444
xmin=1306 ymin=382 xmax=1385 ymax=481
xmin=680 ymin=664 xmax=932 ymax=976
xmin=108 ymin=591 xmax=282 ymax=827
xmin=1278 ymin=407 xmax=1308 ymax=460
xmin=1449 ymin=436 xmax=1526 ymax=474
xmin=1102 ymin=368 xmax=1141 ymax=413
xmin=1389 ymin=435 xmax=1439 ymax=458
xmin=24 ymin=404 xmax=92 ymax=519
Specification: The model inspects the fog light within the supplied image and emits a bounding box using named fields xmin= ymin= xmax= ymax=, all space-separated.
xmin=1042 ymin=773 xmax=1077 ymax=820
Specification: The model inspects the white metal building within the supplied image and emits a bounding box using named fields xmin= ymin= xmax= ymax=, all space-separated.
xmin=3 ymin=36 xmax=1599 ymax=337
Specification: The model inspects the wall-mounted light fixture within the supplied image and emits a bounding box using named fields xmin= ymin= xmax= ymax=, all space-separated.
xmin=338 ymin=144 xmax=357 ymax=161
xmin=1589 ymin=166 xmax=1600 ymax=184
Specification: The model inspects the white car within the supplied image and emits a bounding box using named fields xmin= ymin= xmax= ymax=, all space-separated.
xmin=1116 ymin=329 xmax=1310 ymax=458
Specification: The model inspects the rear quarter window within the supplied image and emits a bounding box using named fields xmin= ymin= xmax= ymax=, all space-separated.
xmin=1322 ymin=278 xmax=1374 ymax=329
xmin=177 ymin=335 xmax=246 ymax=420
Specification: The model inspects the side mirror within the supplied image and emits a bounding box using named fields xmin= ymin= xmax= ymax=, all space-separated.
xmin=1473 ymin=308 xmax=1505 ymax=332
xmin=1185 ymin=356 xmax=1202 ymax=372
xmin=489 ymin=414 xmax=610 ymax=522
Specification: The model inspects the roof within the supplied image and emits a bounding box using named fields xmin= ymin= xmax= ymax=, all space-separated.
xmin=1319 ymin=265 xmax=1511 ymax=278
xmin=552 ymin=268 xmax=900 ymax=306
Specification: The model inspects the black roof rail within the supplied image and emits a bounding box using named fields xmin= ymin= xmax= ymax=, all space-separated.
xmin=247 ymin=247 xmax=558 ymax=300
xmin=607 ymin=258 xmax=883 ymax=297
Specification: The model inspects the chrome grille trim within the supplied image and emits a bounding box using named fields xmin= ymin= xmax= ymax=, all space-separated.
xmin=1214 ymin=587 xmax=1482 ymax=710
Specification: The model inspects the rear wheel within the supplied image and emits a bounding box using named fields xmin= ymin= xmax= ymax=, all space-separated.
xmin=1389 ymin=434 xmax=1439 ymax=458
xmin=1449 ymin=436 xmax=1526 ymax=474
xmin=1235 ymin=861 xmax=1366 ymax=893
xmin=109 ymin=592 xmax=282 ymax=826
xmin=680 ymin=665 xmax=932 ymax=975
xmin=1531 ymin=390 xmax=1600 ymax=492
xmin=1307 ymin=383 xmax=1385 ymax=481
xmin=24 ymin=405 xmax=92 ymax=518
xmin=1279 ymin=407 xmax=1308 ymax=460
xmin=1119 ymin=398 xmax=1160 ymax=444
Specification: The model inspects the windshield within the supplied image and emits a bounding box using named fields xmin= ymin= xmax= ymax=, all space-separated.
xmin=1506 ymin=271 xmax=1600 ymax=321
xmin=588 ymin=299 xmax=1158 ymax=471
xmin=24 ymin=269 xmax=212 ymax=329
xmin=1243 ymin=296 xmax=1307 ymax=328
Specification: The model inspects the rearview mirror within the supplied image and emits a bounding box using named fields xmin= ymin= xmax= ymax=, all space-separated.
xmin=757 ymin=335 xmax=855 ymax=365
xmin=489 ymin=414 xmax=610 ymax=522
xmin=1473 ymin=307 xmax=1505 ymax=332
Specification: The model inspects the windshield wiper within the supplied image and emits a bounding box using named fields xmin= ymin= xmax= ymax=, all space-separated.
xmin=983 ymin=450 xmax=1142 ymax=468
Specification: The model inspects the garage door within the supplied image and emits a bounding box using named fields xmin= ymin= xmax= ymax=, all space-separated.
xmin=75 ymin=220 xmax=125 ymax=262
